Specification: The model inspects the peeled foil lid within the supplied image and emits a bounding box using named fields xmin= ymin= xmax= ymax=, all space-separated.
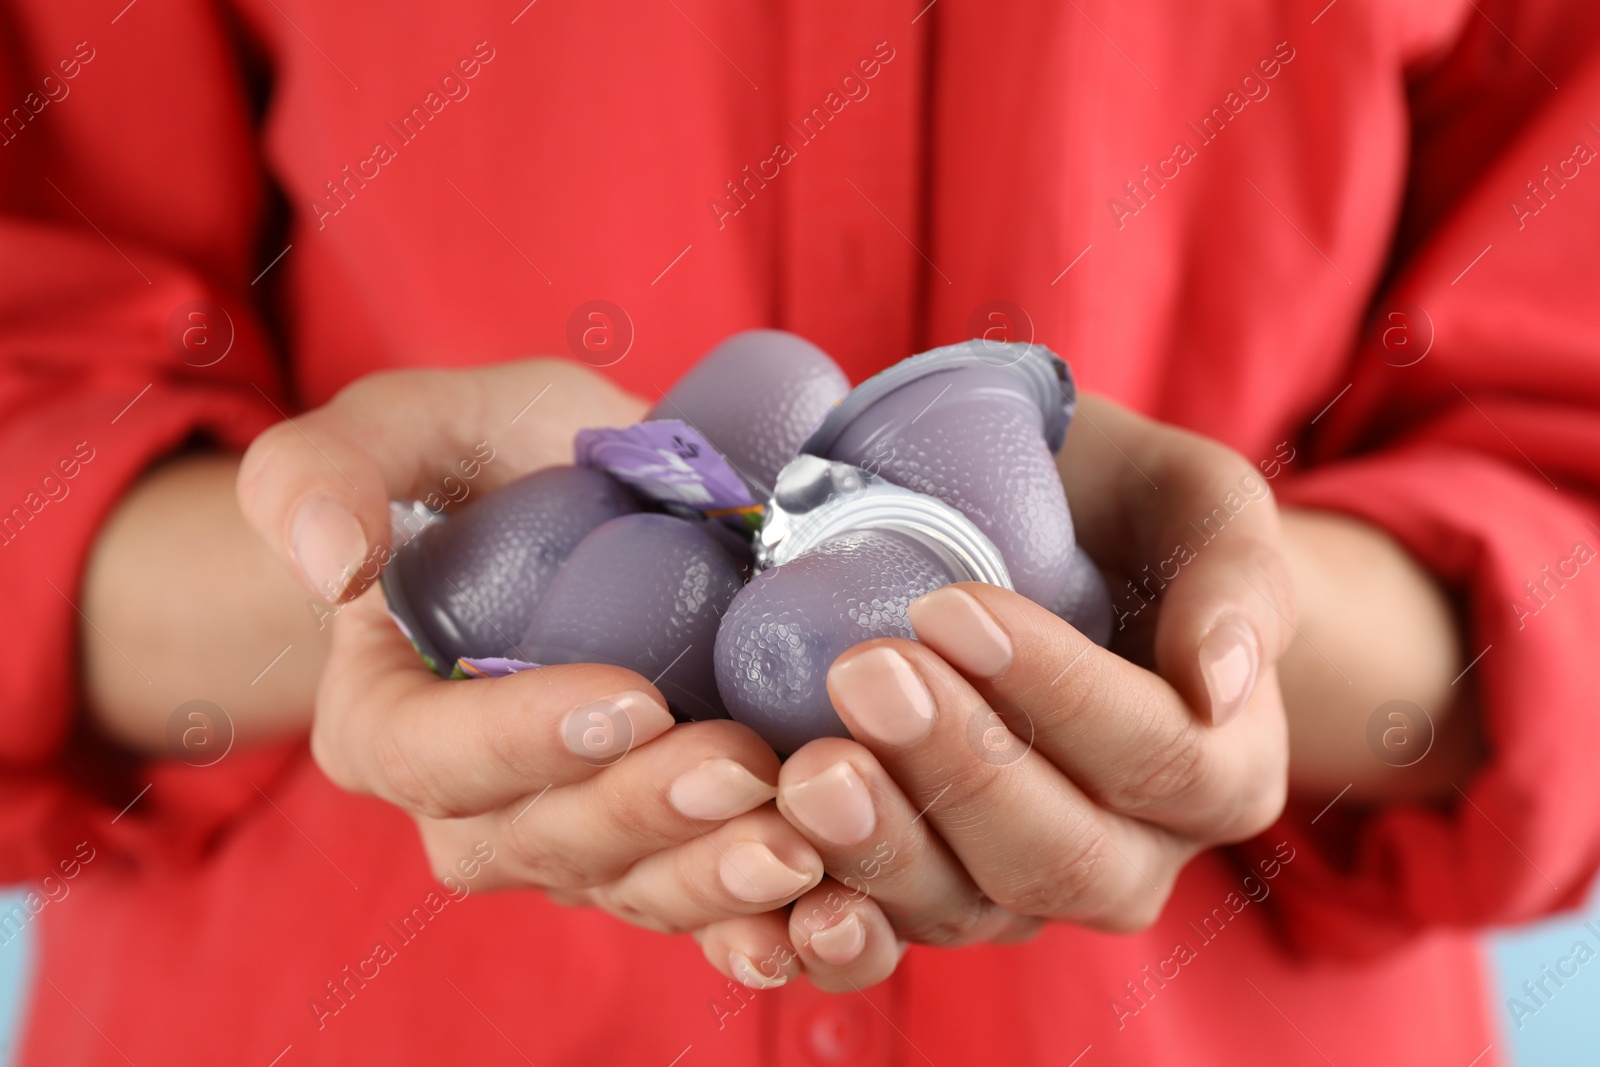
xmin=800 ymin=339 xmax=1076 ymax=458
xmin=389 ymin=498 xmax=445 ymax=548
xmin=756 ymin=455 xmax=1013 ymax=589
xmin=573 ymin=419 xmax=764 ymax=531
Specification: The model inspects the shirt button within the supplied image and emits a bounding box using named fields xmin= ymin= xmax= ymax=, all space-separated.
xmin=803 ymin=1000 xmax=871 ymax=1064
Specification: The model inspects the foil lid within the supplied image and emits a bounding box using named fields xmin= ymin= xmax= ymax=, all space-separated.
xmin=573 ymin=419 xmax=763 ymax=532
xmin=756 ymin=455 xmax=1013 ymax=589
xmin=389 ymin=499 xmax=445 ymax=550
xmin=800 ymin=339 xmax=1076 ymax=458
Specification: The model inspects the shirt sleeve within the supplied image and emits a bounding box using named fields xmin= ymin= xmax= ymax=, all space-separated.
xmin=1239 ymin=3 xmax=1600 ymax=958
xmin=0 ymin=2 xmax=296 ymax=882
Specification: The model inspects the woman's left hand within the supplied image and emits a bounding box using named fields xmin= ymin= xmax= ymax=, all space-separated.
xmin=692 ymin=394 xmax=1298 ymax=990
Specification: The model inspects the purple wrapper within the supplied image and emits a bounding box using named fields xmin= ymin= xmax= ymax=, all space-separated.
xmin=575 ymin=419 xmax=760 ymax=525
xmin=452 ymin=656 xmax=541 ymax=679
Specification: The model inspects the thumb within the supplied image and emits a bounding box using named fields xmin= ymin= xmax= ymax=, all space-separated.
xmin=236 ymin=360 xmax=642 ymax=603
xmin=1154 ymin=530 xmax=1297 ymax=728
xmin=1060 ymin=394 xmax=1297 ymax=727
xmin=1158 ymin=531 xmax=1292 ymax=729
xmin=237 ymin=401 xmax=391 ymax=605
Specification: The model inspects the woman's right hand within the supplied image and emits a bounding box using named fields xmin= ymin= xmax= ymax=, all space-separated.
xmin=237 ymin=359 xmax=824 ymax=935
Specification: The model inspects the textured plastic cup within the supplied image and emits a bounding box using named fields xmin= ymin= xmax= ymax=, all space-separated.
xmin=809 ymin=341 xmax=1078 ymax=609
xmin=800 ymin=339 xmax=1111 ymax=637
xmin=715 ymin=526 xmax=960 ymax=753
xmin=1051 ymin=545 xmax=1113 ymax=647
xmin=381 ymin=465 xmax=639 ymax=672
xmin=646 ymin=329 xmax=851 ymax=496
xmin=522 ymin=512 xmax=745 ymax=721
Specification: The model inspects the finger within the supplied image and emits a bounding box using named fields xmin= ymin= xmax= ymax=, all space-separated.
xmin=695 ymin=912 xmax=804 ymax=991
xmin=825 ymin=638 xmax=1190 ymax=930
xmin=787 ymin=881 xmax=902 ymax=992
xmin=696 ymin=882 xmax=905 ymax=994
xmin=1154 ymin=530 xmax=1295 ymax=727
xmin=908 ymin=584 xmax=1287 ymax=843
xmin=312 ymin=589 xmax=675 ymax=818
xmin=481 ymin=719 xmax=780 ymax=890
xmin=589 ymin=806 xmax=823 ymax=935
xmin=237 ymin=360 xmax=644 ymax=601
xmin=1057 ymin=394 xmax=1296 ymax=724
xmin=776 ymin=738 xmax=1023 ymax=947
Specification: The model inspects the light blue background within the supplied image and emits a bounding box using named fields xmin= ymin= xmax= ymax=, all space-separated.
xmin=1 ymin=884 xmax=1595 ymax=1064
xmin=1486 ymin=884 xmax=1600 ymax=1066
xmin=0 ymin=893 xmax=31 ymax=1067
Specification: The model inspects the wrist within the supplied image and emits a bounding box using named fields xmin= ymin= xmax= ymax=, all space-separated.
xmin=82 ymin=452 xmax=328 ymax=755
xmin=1276 ymin=507 xmax=1485 ymax=800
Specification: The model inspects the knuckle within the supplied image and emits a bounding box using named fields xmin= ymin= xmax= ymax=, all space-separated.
xmin=620 ymin=909 xmax=686 ymax=936
xmin=308 ymin=709 xmax=366 ymax=797
xmin=502 ymin=788 xmax=641 ymax=892
xmin=1200 ymin=439 xmax=1258 ymax=488
xmin=503 ymin=808 xmax=605 ymax=891
xmin=587 ymin=881 xmax=689 ymax=935
xmin=532 ymin=355 xmax=602 ymax=392
xmin=1088 ymin=880 xmax=1174 ymax=934
xmin=331 ymin=368 xmax=474 ymax=432
xmin=249 ymin=417 xmax=304 ymax=459
xmin=550 ymin=784 xmax=660 ymax=888
xmin=412 ymin=819 xmax=487 ymax=889
xmin=599 ymin=780 xmax=672 ymax=853
xmin=1158 ymin=426 xmax=1246 ymax=485
xmin=938 ymin=734 xmax=1021 ymax=807
xmin=1249 ymin=542 xmax=1299 ymax=636
xmin=542 ymin=885 xmax=594 ymax=909
xmin=984 ymin=822 xmax=1112 ymax=918
xmin=1218 ymin=770 xmax=1288 ymax=843
xmin=369 ymin=722 xmax=459 ymax=819
xmin=479 ymin=717 xmax=545 ymax=789
xmin=330 ymin=366 xmax=418 ymax=408
xmin=1105 ymin=725 xmax=1209 ymax=815
xmin=414 ymin=826 xmax=457 ymax=880
xmin=690 ymin=851 xmax=744 ymax=914
xmin=894 ymin=893 xmax=1003 ymax=948
xmin=512 ymin=837 xmax=600 ymax=892
xmin=237 ymin=421 xmax=303 ymax=499
xmin=523 ymin=354 xmax=573 ymax=380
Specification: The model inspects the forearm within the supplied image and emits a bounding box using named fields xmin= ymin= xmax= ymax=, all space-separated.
xmin=1277 ymin=507 xmax=1484 ymax=801
xmin=81 ymin=452 xmax=328 ymax=754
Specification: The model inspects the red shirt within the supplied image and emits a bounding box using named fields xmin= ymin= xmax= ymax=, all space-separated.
xmin=4 ymin=0 xmax=1600 ymax=1063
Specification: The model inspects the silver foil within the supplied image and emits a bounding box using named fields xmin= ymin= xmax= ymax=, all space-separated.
xmin=756 ymin=454 xmax=1013 ymax=589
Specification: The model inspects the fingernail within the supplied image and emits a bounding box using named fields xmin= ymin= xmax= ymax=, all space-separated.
xmin=908 ymin=587 xmax=1014 ymax=678
xmin=719 ymin=841 xmax=814 ymax=903
xmin=562 ymin=691 xmax=674 ymax=761
xmin=828 ymin=647 xmax=935 ymax=746
xmin=1198 ymin=615 xmax=1260 ymax=726
xmin=669 ymin=759 xmax=776 ymax=821
xmin=783 ymin=762 xmax=875 ymax=845
xmin=291 ymin=495 xmax=368 ymax=601
xmin=808 ymin=912 xmax=866 ymax=965
xmin=729 ymin=952 xmax=789 ymax=989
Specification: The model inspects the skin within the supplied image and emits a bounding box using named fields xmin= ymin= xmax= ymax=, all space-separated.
xmin=79 ymin=363 xmax=1482 ymax=989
